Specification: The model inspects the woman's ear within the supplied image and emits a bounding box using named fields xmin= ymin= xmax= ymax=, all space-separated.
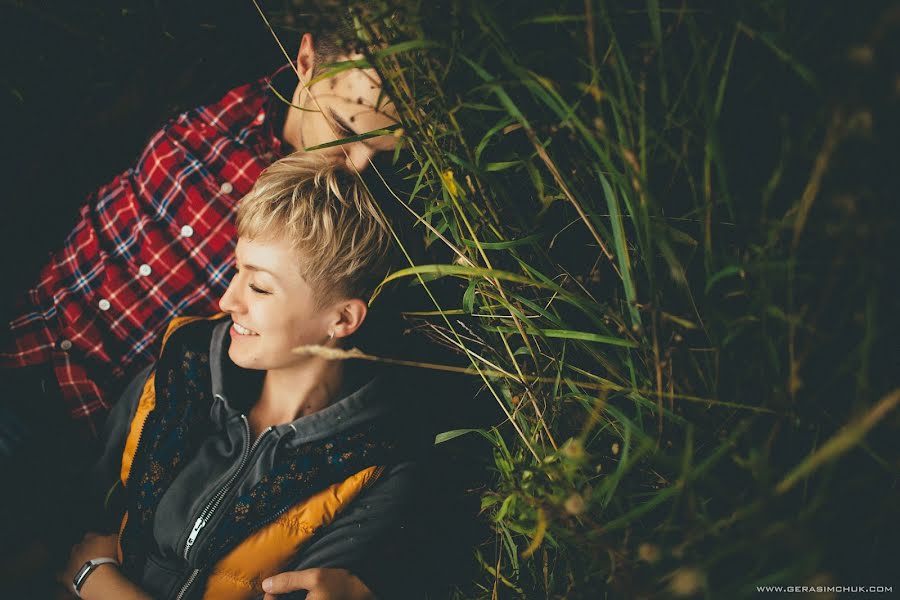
xmin=296 ymin=33 xmax=316 ymax=85
xmin=330 ymin=299 xmax=369 ymax=340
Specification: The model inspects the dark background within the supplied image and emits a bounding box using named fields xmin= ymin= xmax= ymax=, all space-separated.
xmin=1 ymin=1 xmax=285 ymax=316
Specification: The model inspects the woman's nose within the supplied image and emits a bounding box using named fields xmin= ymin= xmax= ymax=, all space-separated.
xmin=344 ymin=143 xmax=376 ymax=172
xmin=218 ymin=279 xmax=240 ymax=314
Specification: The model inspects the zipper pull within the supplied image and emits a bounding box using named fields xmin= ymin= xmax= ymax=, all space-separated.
xmin=185 ymin=517 xmax=206 ymax=548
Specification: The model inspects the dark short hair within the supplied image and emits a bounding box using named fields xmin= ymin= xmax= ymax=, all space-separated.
xmin=312 ymin=16 xmax=363 ymax=66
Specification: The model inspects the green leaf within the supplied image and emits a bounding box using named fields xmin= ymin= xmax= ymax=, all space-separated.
xmin=461 ymin=234 xmax=543 ymax=250
xmin=542 ymin=329 xmax=637 ymax=347
xmin=304 ymin=124 xmax=401 ymax=151
xmin=775 ymin=388 xmax=900 ymax=494
xmin=485 ymin=161 xmax=522 ymax=172
xmin=494 ymin=326 xmax=638 ymax=348
xmin=378 ymin=264 xmax=544 ymax=290
xmin=307 ymin=58 xmax=371 ymax=86
xmin=457 ymin=102 xmax=505 ymax=112
xmin=496 ymin=494 xmax=515 ymax=522
xmin=647 ymin=0 xmax=662 ymax=46
xmin=742 ymin=25 xmax=817 ymax=87
xmin=519 ymin=15 xmax=586 ymax=25
xmin=705 ymin=265 xmax=744 ymax=293
xmin=474 ymin=116 xmax=515 ymax=163
xmin=600 ymin=175 xmax=641 ymax=327
xmin=373 ymin=39 xmax=439 ymax=59
xmin=463 ymin=280 xmax=478 ymax=313
xmin=435 ymin=428 xmax=484 ymax=444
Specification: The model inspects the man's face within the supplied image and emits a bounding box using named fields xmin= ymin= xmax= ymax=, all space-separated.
xmin=296 ymin=57 xmax=399 ymax=170
xmin=219 ymin=236 xmax=335 ymax=372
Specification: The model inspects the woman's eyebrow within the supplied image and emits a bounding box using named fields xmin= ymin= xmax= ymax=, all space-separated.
xmin=241 ymin=263 xmax=280 ymax=281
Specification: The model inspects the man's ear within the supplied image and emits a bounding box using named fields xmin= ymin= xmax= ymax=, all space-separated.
xmin=296 ymin=33 xmax=316 ymax=84
xmin=330 ymin=299 xmax=368 ymax=340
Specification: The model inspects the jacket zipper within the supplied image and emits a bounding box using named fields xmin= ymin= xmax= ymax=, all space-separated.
xmin=175 ymin=416 xmax=273 ymax=600
xmin=173 ymin=430 xmax=385 ymax=600
xmin=191 ymin=461 xmax=389 ymax=591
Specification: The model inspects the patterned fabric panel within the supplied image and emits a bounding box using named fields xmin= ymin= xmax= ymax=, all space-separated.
xmin=120 ymin=317 xmax=219 ymax=575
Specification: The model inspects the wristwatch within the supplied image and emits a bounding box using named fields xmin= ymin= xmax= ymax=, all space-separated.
xmin=72 ymin=557 xmax=119 ymax=597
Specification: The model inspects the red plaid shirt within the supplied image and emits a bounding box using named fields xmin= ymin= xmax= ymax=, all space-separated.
xmin=1 ymin=71 xmax=290 ymax=437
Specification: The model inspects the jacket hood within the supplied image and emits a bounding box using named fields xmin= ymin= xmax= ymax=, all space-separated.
xmin=207 ymin=318 xmax=406 ymax=449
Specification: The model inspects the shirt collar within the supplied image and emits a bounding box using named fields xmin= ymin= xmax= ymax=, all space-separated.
xmin=262 ymin=63 xmax=302 ymax=154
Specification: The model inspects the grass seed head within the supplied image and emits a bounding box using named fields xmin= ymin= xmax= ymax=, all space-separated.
xmin=561 ymin=438 xmax=585 ymax=460
xmin=637 ymin=543 xmax=661 ymax=564
xmin=668 ymin=567 xmax=705 ymax=597
xmin=564 ymin=493 xmax=587 ymax=515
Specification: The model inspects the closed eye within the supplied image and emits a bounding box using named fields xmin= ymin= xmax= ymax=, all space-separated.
xmin=329 ymin=110 xmax=356 ymax=138
xmin=249 ymin=284 xmax=271 ymax=295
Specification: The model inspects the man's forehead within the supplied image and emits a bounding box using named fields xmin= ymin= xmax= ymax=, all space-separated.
xmin=327 ymin=66 xmax=383 ymax=92
xmin=319 ymin=67 xmax=393 ymax=112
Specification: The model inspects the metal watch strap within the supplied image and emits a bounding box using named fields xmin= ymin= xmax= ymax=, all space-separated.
xmin=72 ymin=557 xmax=119 ymax=597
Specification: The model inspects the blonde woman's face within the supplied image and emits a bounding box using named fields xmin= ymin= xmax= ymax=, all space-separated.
xmin=297 ymin=61 xmax=399 ymax=170
xmin=218 ymin=237 xmax=333 ymax=371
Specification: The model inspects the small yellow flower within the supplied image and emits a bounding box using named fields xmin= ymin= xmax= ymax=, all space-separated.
xmin=441 ymin=169 xmax=459 ymax=199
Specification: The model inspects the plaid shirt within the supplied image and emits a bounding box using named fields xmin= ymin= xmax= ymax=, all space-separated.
xmin=1 ymin=71 xmax=290 ymax=438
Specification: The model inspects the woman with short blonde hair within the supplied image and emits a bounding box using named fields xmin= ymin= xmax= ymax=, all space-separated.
xmin=63 ymin=154 xmax=424 ymax=600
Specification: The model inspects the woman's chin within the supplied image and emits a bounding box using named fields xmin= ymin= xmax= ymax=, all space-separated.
xmin=227 ymin=347 xmax=257 ymax=370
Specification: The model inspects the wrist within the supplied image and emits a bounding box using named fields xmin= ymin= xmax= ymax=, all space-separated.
xmin=348 ymin=572 xmax=377 ymax=600
xmin=73 ymin=557 xmax=119 ymax=598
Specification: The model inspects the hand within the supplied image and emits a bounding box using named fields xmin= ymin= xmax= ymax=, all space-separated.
xmin=58 ymin=532 xmax=119 ymax=589
xmin=262 ymin=568 xmax=375 ymax=600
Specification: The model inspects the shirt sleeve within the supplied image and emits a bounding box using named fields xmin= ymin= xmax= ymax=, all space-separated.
xmin=270 ymin=461 xmax=432 ymax=600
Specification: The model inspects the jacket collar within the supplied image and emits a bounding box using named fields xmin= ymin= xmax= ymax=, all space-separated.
xmin=207 ymin=319 xmax=395 ymax=447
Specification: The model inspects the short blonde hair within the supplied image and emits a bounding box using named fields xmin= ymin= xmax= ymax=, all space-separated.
xmin=236 ymin=152 xmax=394 ymax=306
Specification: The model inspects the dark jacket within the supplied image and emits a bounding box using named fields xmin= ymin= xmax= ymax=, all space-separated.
xmin=92 ymin=315 xmax=431 ymax=599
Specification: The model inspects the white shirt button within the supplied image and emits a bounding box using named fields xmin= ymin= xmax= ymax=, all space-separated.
xmin=98 ymin=299 xmax=111 ymax=311
xmin=220 ymin=182 xmax=233 ymax=194
xmin=60 ymin=339 xmax=73 ymax=351
xmin=139 ymin=264 xmax=152 ymax=277
xmin=181 ymin=225 xmax=194 ymax=238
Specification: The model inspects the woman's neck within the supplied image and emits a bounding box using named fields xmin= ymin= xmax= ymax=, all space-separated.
xmin=251 ymin=358 xmax=344 ymax=435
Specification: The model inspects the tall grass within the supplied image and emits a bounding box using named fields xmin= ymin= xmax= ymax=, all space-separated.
xmin=274 ymin=1 xmax=899 ymax=597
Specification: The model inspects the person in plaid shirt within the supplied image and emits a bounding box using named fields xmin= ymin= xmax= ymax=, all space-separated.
xmin=1 ymin=31 xmax=397 ymax=441
xmin=0 ymin=29 xmax=405 ymax=597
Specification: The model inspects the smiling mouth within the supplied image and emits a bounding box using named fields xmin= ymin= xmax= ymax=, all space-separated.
xmin=232 ymin=322 xmax=259 ymax=336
